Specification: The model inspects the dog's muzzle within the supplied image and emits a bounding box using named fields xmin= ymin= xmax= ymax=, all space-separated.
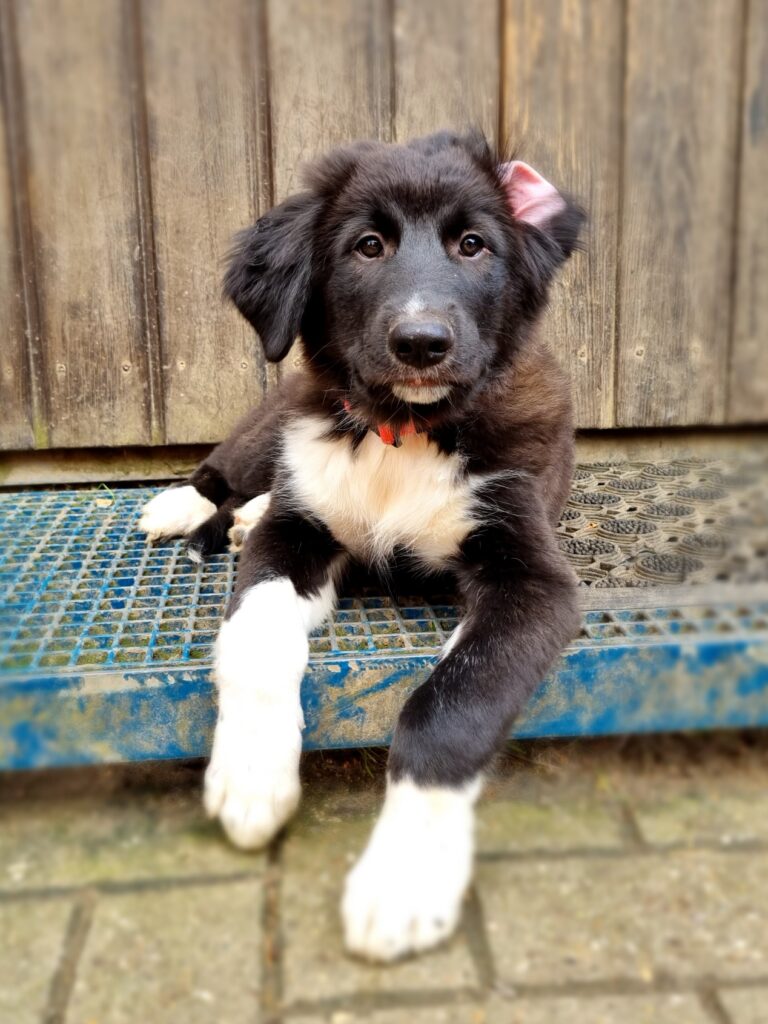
xmin=388 ymin=319 xmax=454 ymax=369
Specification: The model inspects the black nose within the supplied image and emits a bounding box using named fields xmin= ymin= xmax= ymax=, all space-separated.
xmin=388 ymin=320 xmax=454 ymax=368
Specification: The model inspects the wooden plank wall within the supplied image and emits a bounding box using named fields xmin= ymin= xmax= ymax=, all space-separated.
xmin=0 ymin=2 xmax=32 ymax=449
xmin=731 ymin=0 xmax=768 ymax=423
xmin=503 ymin=0 xmax=622 ymax=428
xmin=141 ymin=0 xmax=271 ymax=443
xmin=618 ymin=0 xmax=742 ymax=426
xmin=0 ymin=0 xmax=765 ymax=451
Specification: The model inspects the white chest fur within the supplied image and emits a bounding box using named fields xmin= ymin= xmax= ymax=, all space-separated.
xmin=281 ymin=416 xmax=478 ymax=566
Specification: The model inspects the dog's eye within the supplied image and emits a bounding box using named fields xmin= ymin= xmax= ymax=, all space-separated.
xmin=459 ymin=233 xmax=485 ymax=257
xmin=355 ymin=235 xmax=384 ymax=259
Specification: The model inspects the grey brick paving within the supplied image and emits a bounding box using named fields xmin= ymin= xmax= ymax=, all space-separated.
xmin=719 ymin=987 xmax=768 ymax=1024
xmin=66 ymin=881 xmax=262 ymax=1023
xmin=3 ymin=738 xmax=768 ymax=1022
xmin=280 ymin=815 xmax=479 ymax=1008
xmin=290 ymin=993 xmax=713 ymax=1023
xmin=0 ymin=790 xmax=263 ymax=892
xmin=478 ymin=849 xmax=768 ymax=985
xmin=633 ymin=789 xmax=768 ymax=847
xmin=476 ymin=796 xmax=625 ymax=854
xmin=0 ymin=897 xmax=73 ymax=1024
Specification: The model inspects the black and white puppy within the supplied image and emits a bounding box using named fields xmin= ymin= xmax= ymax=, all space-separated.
xmin=139 ymin=131 xmax=584 ymax=961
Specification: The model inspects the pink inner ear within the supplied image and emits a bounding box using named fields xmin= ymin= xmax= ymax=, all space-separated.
xmin=500 ymin=160 xmax=567 ymax=228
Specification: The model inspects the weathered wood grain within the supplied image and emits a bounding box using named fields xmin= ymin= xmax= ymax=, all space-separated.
xmin=13 ymin=0 xmax=154 ymax=447
xmin=141 ymin=0 xmax=271 ymax=444
xmin=0 ymin=4 xmax=33 ymax=449
xmin=617 ymin=0 xmax=742 ymax=426
xmin=2 ymin=0 xmax=760 ymax=454
xmin=503 ymin=0 xmax=622 ymax=429
xmin=0 ymin=136 xmax=31 ymax=450
xmin=268 ymin=0 xmax=392 ymax=201
xmin=267 ymin=0 xmax=392 ymax=374
xmin=394 ymin=0 xmax=499 ymax=142
xmin=729 ymin=0 xmax=768 ymax=423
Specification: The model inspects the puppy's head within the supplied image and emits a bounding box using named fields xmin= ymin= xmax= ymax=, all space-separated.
xmin=225 ymin=131 xmax=584 ymax=426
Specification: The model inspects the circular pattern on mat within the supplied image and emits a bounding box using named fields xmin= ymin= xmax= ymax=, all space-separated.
xmin=559 ymin=537 xmax=618 ymax=564
xmin=557 ymin=450 xmax=767 ymax=587
xmin=597 ymin=518 xmax=658 ymax=543
xmin=639 ymin=501 xmax=696 ymax=520
xmin=604 ymin=477 xmax=658 ymax=493
xmin=568 ymin=491 xmax=622 ymax=510
xmin=640 ymin=463 xmax=689 ymax=479
xmin=636 ymin=553 xmax=706 ymax=583
xmin=676 ymin=485 xmax=727 ymax=503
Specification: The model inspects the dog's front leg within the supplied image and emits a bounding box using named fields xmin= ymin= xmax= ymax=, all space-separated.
xmin=205 ymin=510 xmax=343 ymax=850
xmin=343 ymin=517 xmax=579 ymax=961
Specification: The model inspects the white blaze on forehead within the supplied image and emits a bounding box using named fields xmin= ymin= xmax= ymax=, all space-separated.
xmin=402 ymin=295 xmax=427 ymax=316
xmin=391 ymin=383 xmax=451 ymax=404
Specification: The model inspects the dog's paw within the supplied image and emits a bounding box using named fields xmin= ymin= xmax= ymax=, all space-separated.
xmin=341 ymin=780 xmax=476 ymax=961
xmin=342 ymin=855 xmax=465 ymax=962
xmin=138 ymin=485 xmax=216 ymax=541
xmin=203 ymin=710 xmax=302 ymax=850
xmin=228 ymin=493 xmax=271 ymax=553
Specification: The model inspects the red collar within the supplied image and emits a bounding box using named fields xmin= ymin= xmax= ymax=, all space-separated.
xmin=342 ymin=399 xmax=426 ymax=448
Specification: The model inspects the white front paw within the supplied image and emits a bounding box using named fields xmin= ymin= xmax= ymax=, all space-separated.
xmin=342 ymin=779 xmax=476 ymax=961
xmin=342 ymin=848 xmax=466 ymax=961
xmin=138 ymin=485 xmax=216 ymax=540
xmin=204 ymin=712 xmax=302 ymax=850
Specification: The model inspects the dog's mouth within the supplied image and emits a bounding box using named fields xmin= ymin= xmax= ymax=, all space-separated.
xmin=390 ymin=380 xmax=452 ymax=405
xmin=344 ymin=367 xmax=468 ymax=433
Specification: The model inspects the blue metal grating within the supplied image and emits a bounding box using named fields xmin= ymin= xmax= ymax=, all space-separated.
xmin=1 ymin=489 xmax=234 ymax=673
xmin=0 ymin=488 xmax=465 ymax=673
xmin=1 ymin=485 xmax=768 ymax=770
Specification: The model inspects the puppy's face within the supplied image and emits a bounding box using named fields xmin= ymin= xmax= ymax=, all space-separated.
xmin=317 ymin=146 xmax=515 ymax=416
xmin=225 ymin=132 xmax=584 ymax=428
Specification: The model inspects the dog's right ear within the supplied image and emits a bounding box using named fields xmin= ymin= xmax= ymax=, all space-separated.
xmin=223 ymin=192 xmax=320 ymax=362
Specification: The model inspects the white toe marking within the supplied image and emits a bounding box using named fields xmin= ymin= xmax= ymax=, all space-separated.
xmin=228 ymin=492 xmax=271 ymax=553
xmin=204 ymin=576 xmax=336 ymax=850
xmin=342 ymin=776 xmax=482 ymax=961
xmin=138 ymin=485 xmax=216 ymax=540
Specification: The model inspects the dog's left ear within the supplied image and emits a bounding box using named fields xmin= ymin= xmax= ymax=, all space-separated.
xmin=499 ymin=160 xmax=584 ymax=263
xmin=224 ymin=192 xmax=321 ymax=362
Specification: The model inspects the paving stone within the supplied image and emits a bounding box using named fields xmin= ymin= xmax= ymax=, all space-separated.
xmin=719 ymin=987 xmax=768 ymax=1023
xmin=478 ymin=849 xmax=768 ymax=984
xmin=67 ymin=881 xmax=261 ymax=1023
xmin=280 ymin=816 xmax=479 ymax=1008
xmin=633 ymin=790 xmax=768 ymax=847
xmin=0 ymin=897 xmax=72 ymax=1024
xmin=501 ymin=994 xmax=711 ymax=1024
xmin=290 ymin=1006 xmax=483 ymax=1024
xmin=483 ymin=994 xmax=712 ymax=1024
xmin=0 ymin=791 xmax=262 ymax=890
xmin=476 ymin=797 xmax=624 ymax=854
xmin=290 ymin=993 xmax=710 ymax=1023
xmin=294 ymin=777 xmax=384 ymax=824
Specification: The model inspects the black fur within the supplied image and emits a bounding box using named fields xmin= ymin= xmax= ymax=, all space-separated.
xmin=186 ymin=495 xmax=244 ymax=562
xmin=173 ymin=130 xmax=584 ymax=787
xmin=229 ymin=511 xmax=342 ymax=615
xmin=389 ymin=489 xmax=578 ymax=785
